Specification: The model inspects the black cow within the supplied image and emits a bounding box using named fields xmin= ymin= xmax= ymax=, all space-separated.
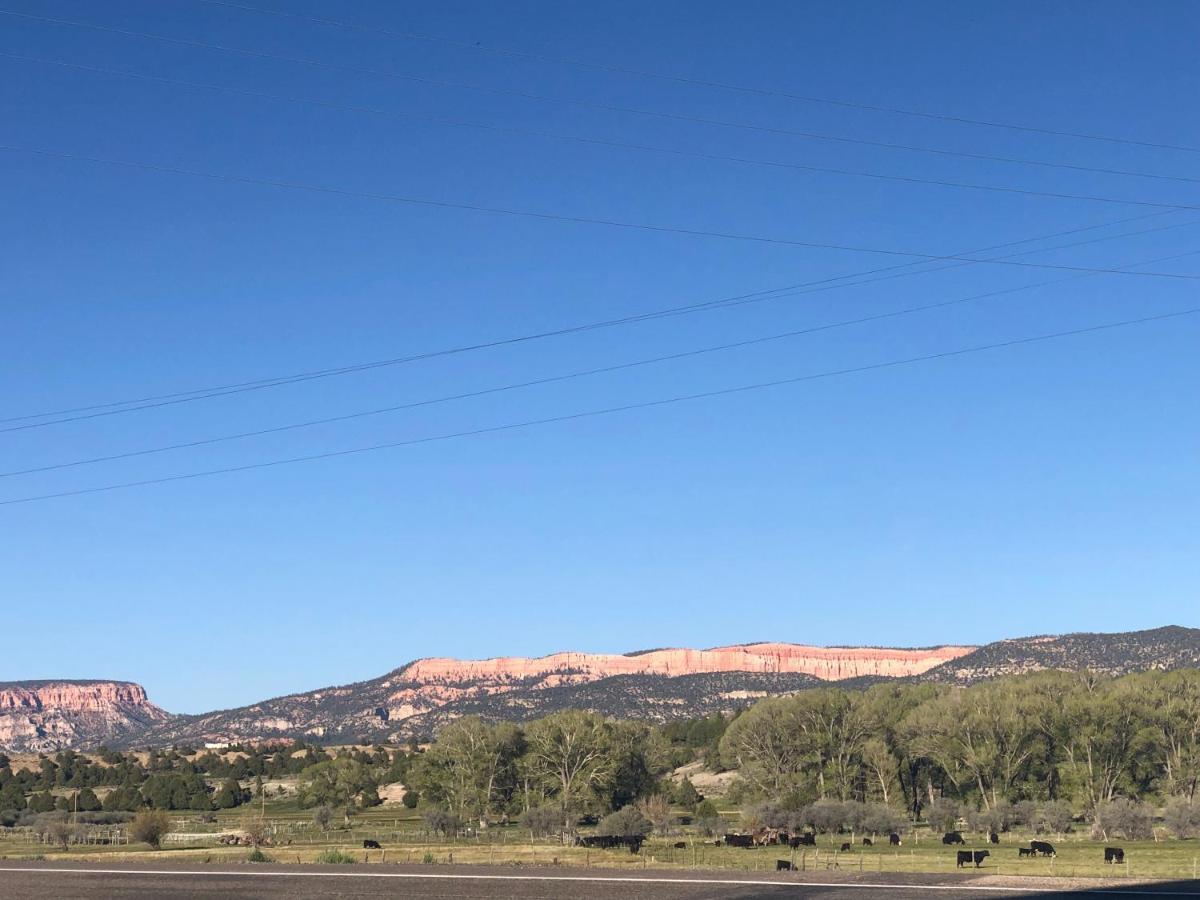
xmin=862 ymin=837 xmax=872 ymax=846
xmin=889 ymin=832 xmax=902 ymax=846
xmin=723 ymin=834 xmax=754 ymax=849
xmin=989 ymin=832 xmax=1000 ymax=844
xmin=942 ymin=832 xmax=965 ymax=845
xmin=839 ymin=842 xmax=852 ymax=852
xmin=673 ymin=841 xmax=687 ymax=850
xmin=957 ymin=850 xmax=990 ymax=868
xmin=1105 ymin=847 xmax=1125 ymax=864
xmin=577 ymin=835 xmax=644 ymax=854
xmin=776 ymin=860 xmax=795 ymax=871
xmin=1030 ymin=840 xmax=1056 ymax=858
xmin=362 ymin=839 xmax=381 ymax=849
xmin=1018 ymin=847 xmax=1035 ymax=858
xmin=789 ymin=833 xmax=816 ymax=847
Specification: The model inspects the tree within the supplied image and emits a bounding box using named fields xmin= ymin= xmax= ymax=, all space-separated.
xmin=596 ymin=805 xmax=651 ymax=838
xmin=410 ymin=717 xmax=523 ymax=823
xmin=926 ymin=798 xmax=962 ymax=833
xmin=297 ymin=758 xmax=376 ymax=810
xmin=69 ymin=788 xmax=101 ymax=812
xmin=102 ymin=785 xmax=142 ymax=812
xmin=401 ymin=789 xmax=419 ymax=809
xmin=240 ymin=813 xmax=269 ymax=848
xmin=131 ymin=809 xmax=172 ymax=849
xmin=47 ymin=816 xmax=74 ymax=851
xmin=523 ymin=711 xmax=614 ymax=826
xmin=0 ymin=781 xmax=26 ymax=811
xmin=676 ymin=777 xmax=700 ymax=810
xmin=214 ymin=778 xmax=248 ymax=809
xmin=312 ymin=805 xmax=333 ymax=831
xmin=638 ymin=794 xmax=675 ymax=835
xmin=28 ymin=791 xmax=56 ymax=813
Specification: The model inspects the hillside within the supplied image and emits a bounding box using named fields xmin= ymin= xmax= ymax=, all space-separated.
xmin=4 ymin=626 xmax=1198 ymax=751
xmin=918 ymin=625 xmax=1200 ymax=683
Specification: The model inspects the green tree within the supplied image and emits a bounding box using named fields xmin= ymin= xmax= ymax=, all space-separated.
xmin=214 ymin=778 xmax=247 ymax=809
xmin=297 ymin=758 xmax=376 ymax=810
xmin=522 ymin=710 xmax=615 ymax=825
xmin=676 ymin=777 xmax=700 ymax=809
xmin=74 ymin=787 xmax=102 ymax=812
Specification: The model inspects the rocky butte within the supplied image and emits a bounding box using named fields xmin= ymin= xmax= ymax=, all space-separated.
xmin=0 ymin=680 xmax=169 ymax=753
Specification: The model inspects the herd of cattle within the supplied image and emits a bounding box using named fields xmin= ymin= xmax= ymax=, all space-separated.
xmin=354 ymin=832 xmax=1128 ymax=868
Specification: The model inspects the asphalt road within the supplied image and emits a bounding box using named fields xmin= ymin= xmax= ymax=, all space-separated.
xmin=2 ymin=863 xmax=1199 ymax=899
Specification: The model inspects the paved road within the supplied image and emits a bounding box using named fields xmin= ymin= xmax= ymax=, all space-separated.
xmin=1 ymin=863 xmax=1198 ymax=899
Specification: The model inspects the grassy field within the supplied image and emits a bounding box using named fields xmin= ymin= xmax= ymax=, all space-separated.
xmin=3 ymin=803 xmax=1199 ymax=882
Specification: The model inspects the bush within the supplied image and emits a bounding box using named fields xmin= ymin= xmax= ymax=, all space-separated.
xmin=1037 ymin=800 xmax=1074 ymax=835
xmin=1164 ymin=798 xmax=1200 ymax=839
xmin=519 ymin=805 xmax=562 ymax=838
xmin=401 ymin=789 xmax=419 ymax=809
xmin=247 ymin=848 xmax=272 ymax=863
xmin=130 ymin=809 xmax=172 ymax=849
xmin=926 ymin=798 xmax=962 ymax=833
xmin=675 ymin=778 xmax=700 ymax=810
xmin=314 ymin=849 xmax=356 ymax=864
xmin=1093 ymin=798 xmax=1153 ymax=840
xmin=596 ymin=805 xmax=652 ymax=838
xmin=860 ymin=803 xmax=905 ymax=836
xmin=422 ymin=807 xmax=459 ymax=836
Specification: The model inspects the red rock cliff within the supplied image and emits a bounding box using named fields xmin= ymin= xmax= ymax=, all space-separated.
xmin=401 ymin=642 xmax=974 ymax=684
xmin=0 ymin=681 xmax=169 ymax=753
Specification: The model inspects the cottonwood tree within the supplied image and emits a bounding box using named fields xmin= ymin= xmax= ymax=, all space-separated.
xmin=412 ymin=717 xmax=524 ymax=823
xmin=522 ymin=710 xmax=614 ymax=826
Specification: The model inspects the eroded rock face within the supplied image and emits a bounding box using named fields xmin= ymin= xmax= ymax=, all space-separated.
xmin=401 ymin=643 xmax=974 ymax=685
xmin=0 ymin=681 xmax=169 ymax=752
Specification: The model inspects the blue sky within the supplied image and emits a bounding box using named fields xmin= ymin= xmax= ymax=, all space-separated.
xmin=2 ymin=1 xmax=1197 ymax=713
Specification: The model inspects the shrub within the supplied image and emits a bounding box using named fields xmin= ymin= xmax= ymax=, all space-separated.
xmin=926 ymin=798 xmax=962 ymax=833
xmin=422 ymin=807 xmax=459 ymax=836
xmin=401 ymin=789 xmax=419 ymax=809
xmin=860 ymin=803 xmax=905 ymax=836
xmin=596 ymin=805 xmax=652 ymax=838
xmin=314 ymin=849 xmax=356 ymax=864
xmin=1037 ymin=800 xmax=1074 ymax=835
xmin=1093 ymin=798 xmax=1153 ymax=840
xmin=247 ymin=848 xmax=272 ymax=863
xmin=1164 ymin=798 xmax=1200 ymax=839
xmin=519 ymin=805 xmax=562 ymax=838
xmin=130 ymin=809 xmax=172 ymax=849
xmin=675 ymin=778 xmax=700 ymax=810
xmin=313 ymin=805 xmax=332 ymax=831
xmin=638 ymin=795 xmax=676 ymax=835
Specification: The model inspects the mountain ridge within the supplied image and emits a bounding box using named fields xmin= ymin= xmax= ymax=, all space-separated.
xmin=2 ymin=626 xmax=1197 ymax=752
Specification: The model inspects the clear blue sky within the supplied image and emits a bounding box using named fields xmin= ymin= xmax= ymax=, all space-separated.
xmin=2 ymin=1 xmax=1197 ymax=713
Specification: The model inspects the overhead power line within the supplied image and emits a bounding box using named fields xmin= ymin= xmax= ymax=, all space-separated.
xmin=1 ymin=210 xmax=1191 ymax=432
xmin=193 ymin=0 xmax=1200 ymax=155
xmin=7 ymin=51 xmax=1200 ymax=189
xmin=8 ymin=144 xmax=1200 ymax=280
xmin=3 ymin=306 xmax=1196 ymax=507
xmin=7 ymin=245 xmax=1197 ymax=479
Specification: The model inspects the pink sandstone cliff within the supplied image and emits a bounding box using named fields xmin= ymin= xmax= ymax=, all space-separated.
xmin=0 ymin=681 xmax=169 ymax=752
xmin=400 ymin=643 xmax=975 ymax=685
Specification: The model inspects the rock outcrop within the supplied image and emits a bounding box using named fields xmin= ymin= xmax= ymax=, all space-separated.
xmin=0 ymin=680 xmax=169 ymax=753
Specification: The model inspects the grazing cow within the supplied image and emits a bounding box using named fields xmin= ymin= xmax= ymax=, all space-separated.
xmin=889 ymin=832 xmax=902 ymax=846
xmin=776 ymin=860 xmax=795 ymax=871
xmin=989 ymin=832 xmax=1000 ymax=845
xmin=362 ymin=839 xmax=381 ymax=849
xmin=1030 ymin=840 xmax=1056 ymax=858
xmin=673 ymin=842 xmax=687 ymax=850
xmin=792 ymin=833 xmax=816 ymax=847
xmin=577 ymin=835 xmax=644 ymax=854
xmin=1105 ymin=847 xmax=1125 ymax=864
xmin=839 ymin=842 xmax=852 ymax=852
xmin=957 ymin=850 xmax=990 ymax=868
xmin=942 ymin=832 xmax=965 ymax=845
xmin=724 ymin=834 xmax=755 ymax=849
xmin=1018 ymin=847 xmax=1035 ymax=858
xmin=862 ymin=838 xmax=872 ymax=846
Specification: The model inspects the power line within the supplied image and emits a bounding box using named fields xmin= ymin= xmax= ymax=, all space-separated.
xmin=8 ymin=51 xmax=1200 ymax=190
xmin=8 ymin=245 xmax=1197 ymax=479
xmin=2 ymin=211 xmax=1191 ymax=432
xmin=3 ymin=306 xmax=1195 ymax=507
xmin=193 ymin=0 xmax=1200 ymax=156
xmin=8 ymin=144 xmax=1200 ymax=280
